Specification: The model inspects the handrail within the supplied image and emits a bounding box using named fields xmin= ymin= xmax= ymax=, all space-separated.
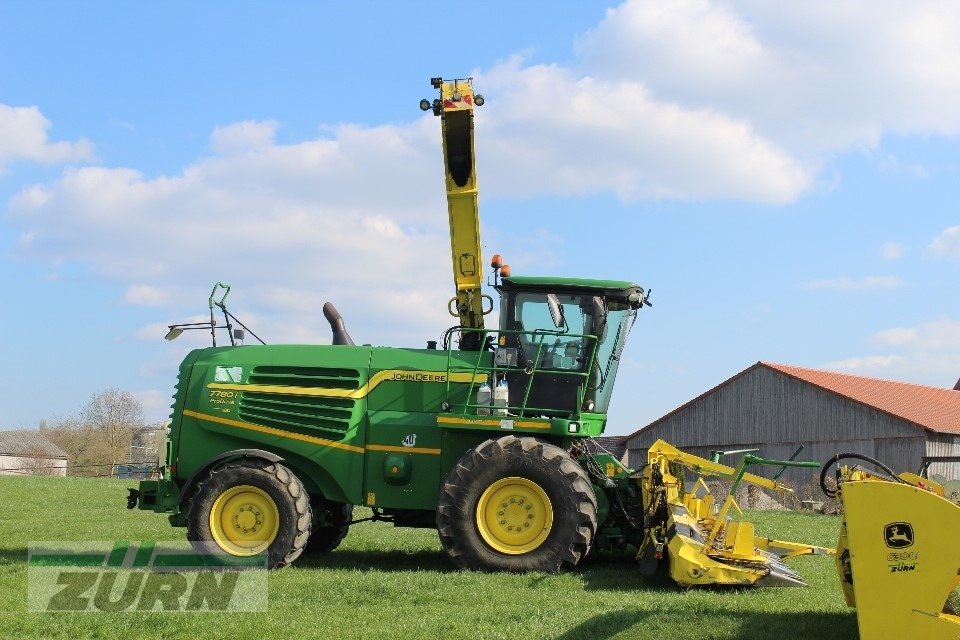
xmin=442 ymin=326 xmax=598 ymax=418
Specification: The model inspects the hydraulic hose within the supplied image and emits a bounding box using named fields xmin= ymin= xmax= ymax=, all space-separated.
xmin=819 ymin=452 xmax=904 ymax=498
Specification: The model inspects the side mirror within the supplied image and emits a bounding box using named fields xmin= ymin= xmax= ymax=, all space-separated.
xmin=233 ymin=329 xmax=245 ymax=341
xmin=591 ymin=296 xmax=607 ymax=340
xmin=546 ymin=294 xmax=565 ymax=329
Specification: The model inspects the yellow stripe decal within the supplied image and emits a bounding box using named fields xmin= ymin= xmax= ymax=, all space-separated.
xmin=184 ymin=410 xmax=442 ymax=456
xmin=183 ymin=410 xmax=365 ymax=453
xmin=366 ymin=444 xmax=441 ymax=456
xmin=208 ymin=369 xmax=486 ymax=400
xmin=436 ymin=415 xmax=552 ymax=430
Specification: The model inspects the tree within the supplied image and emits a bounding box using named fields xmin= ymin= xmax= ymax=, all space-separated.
xmin=82 ymin=388 xmax=144 ymax=477
xmin=41 ymin=389 xmax=145 ymax=477
xmin=42 ymin=416 xmax=98 ymax=477
xmin=19 ymin=445 xmax=62 ymax=476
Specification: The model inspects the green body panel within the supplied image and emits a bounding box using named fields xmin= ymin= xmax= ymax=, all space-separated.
xmin=172 ymin=344 xmax=372 ymax=506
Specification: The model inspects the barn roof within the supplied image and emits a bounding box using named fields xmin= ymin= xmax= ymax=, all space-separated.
xmin=0 ymin=430 xmax=68 ymax=459
xmin=621 ymin=361 xmax=960 ymax=443
xmin=764 ymin=362 xmax=960 ymax=435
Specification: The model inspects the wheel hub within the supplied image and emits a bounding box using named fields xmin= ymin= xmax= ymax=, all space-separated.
xmin=476 ymin=477 xmax=553 ymax=555
xmin=209 ymin=485 xmax=280 ymax=556
xmin=233 ymin=505 xmax=263 ymax=533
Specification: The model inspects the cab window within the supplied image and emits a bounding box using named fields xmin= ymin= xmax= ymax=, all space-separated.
xmin=513 ymin=293 xmax=594 ymax=371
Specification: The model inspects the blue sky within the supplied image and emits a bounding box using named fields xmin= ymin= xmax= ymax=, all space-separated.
xmin=1 ymin=1 xmax=958 ymax=435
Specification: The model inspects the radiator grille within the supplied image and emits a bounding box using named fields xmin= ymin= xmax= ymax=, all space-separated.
xmin=239 ymin=393 xmax=355 ymax=441
xmin=238 ymin=366 xmax=361 ymax=440
xmin=247 ymin=365 xmax=361 ymax=390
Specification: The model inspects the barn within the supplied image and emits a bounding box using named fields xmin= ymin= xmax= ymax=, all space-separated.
xmin=621 ymin=362 xmax=960 ymax=483
xmin=0 ymin=430 xmax=68 ymax=476
xmin=585 ymin=435 xmax=628 ymax=464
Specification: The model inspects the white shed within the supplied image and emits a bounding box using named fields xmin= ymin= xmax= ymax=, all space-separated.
xmin=0 ymin=430 xmax=68 ymax=476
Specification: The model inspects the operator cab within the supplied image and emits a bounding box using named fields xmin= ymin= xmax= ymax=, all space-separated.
xmin=495 ymin=276 xmax=647 ymax=418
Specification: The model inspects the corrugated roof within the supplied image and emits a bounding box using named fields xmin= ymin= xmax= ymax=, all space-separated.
xmin=0 ymin=430 xmax=68 ymax=458
xmin=763 ymin=362 xmax=960 ymax=435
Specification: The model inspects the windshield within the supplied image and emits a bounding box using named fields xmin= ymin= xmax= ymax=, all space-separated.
xmin=512 ymin=293 xmax=591 ymax=370
xmin=590 ymin=301 xmax=635 ymax=413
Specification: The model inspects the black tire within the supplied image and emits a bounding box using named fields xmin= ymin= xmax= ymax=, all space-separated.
xmin=437 ymin=435 xmax=597 ymax=573
xmin=187 ymin=459 xmax=311 ymax=569
xmin=304 ymin=500 xmax=353 ymax=554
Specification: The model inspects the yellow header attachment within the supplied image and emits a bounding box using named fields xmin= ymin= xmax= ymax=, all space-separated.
xmin=421 ymin=77 xmax=489 ymax=350
xmin=646 ymin=439 xmax=795 ymax=493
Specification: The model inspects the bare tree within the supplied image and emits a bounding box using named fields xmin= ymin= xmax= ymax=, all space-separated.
xmin=41 ymin=389 xmax=145 ymax=477
xmin=82 ymin=388 xmax=144 ymax=477
xmin=42 ymin=417 xmax=99 ymax=477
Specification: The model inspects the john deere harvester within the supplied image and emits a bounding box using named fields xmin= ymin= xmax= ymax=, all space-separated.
xmin=130 ymin=78 xmax=825 ymax=586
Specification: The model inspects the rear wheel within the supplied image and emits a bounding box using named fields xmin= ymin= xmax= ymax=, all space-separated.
xmin=187 ymin=459 xmax=311 ymax=568
xmin=437 ymin=435 xmax=597 ymax=573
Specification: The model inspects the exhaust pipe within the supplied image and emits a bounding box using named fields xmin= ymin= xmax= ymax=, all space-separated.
xmin=323 ymin=302 xmax=355 ymax=346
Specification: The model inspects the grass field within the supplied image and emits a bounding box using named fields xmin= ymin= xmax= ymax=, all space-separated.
xmin=0 ymin=475 xmax=859 ymax=640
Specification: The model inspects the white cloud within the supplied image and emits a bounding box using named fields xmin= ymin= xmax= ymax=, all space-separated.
xmin=823 ymin=355 xmax=906 ymax=373
xmin=873 ymin=319 xmax=960 ymax=350
xmin=0 ymin=104 xmax=92 ymax=170
xmin=823 ymin=353 xmax=960 ymax=386
xmin=872 ymin=327 xmax=917 ymax=347
xmin=825 ymin=317 xmax=960 ymax=387
xmin=477 ymin=59 xmax=809 ymax=202
xmin=124 ymin=284 xmax=171 ymax=307
xmin=132 ymin=388 xmax=172 ymax=421
xmin=876 ymin=152 xmax=928 ymax=178
xmin=136 ymin=322 xmax=178 ymax=341
xmin=210 ymin=120 xmax=279 ymax=154
xmin=7 ymin=118 xmax=460 ymax=347
xmin=881 ymin=242 xmax=905 ymax=260
xmin=576 ymin=0 xmax=960 ymax=158
xmin=804 ymin=275 xmax=902 ymax=291
xmin=930 ymin=226 xmax=960 ymax=257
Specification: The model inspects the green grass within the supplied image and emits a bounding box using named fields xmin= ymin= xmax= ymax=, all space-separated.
xmin=0 ymin=475 xmax=858 ymax=639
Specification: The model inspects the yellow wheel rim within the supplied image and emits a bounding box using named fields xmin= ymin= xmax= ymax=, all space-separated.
xmin=476 ymin=477 xmax=553 ymax=555
xmin=209 ymin=485 xmax=280 ymax=556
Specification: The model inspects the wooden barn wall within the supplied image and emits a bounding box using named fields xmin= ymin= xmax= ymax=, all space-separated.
xmin=623 ymin=366 xmax=932 ymax=483
xmin=924 ymin=433 xmax=960 ymax=480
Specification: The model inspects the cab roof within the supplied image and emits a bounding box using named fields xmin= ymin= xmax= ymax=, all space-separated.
xmin=501 ymin=276 xmax=644 ymax=299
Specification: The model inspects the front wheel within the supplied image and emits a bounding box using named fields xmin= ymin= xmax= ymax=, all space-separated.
xmin=437 ymin=435 xmax=597 ymax=573
xmin=187 ymin=459 xmax=312 ymax=568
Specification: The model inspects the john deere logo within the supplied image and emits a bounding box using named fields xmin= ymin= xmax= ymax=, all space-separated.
xmin=884 ymin=522 xmax=914 ymax=549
